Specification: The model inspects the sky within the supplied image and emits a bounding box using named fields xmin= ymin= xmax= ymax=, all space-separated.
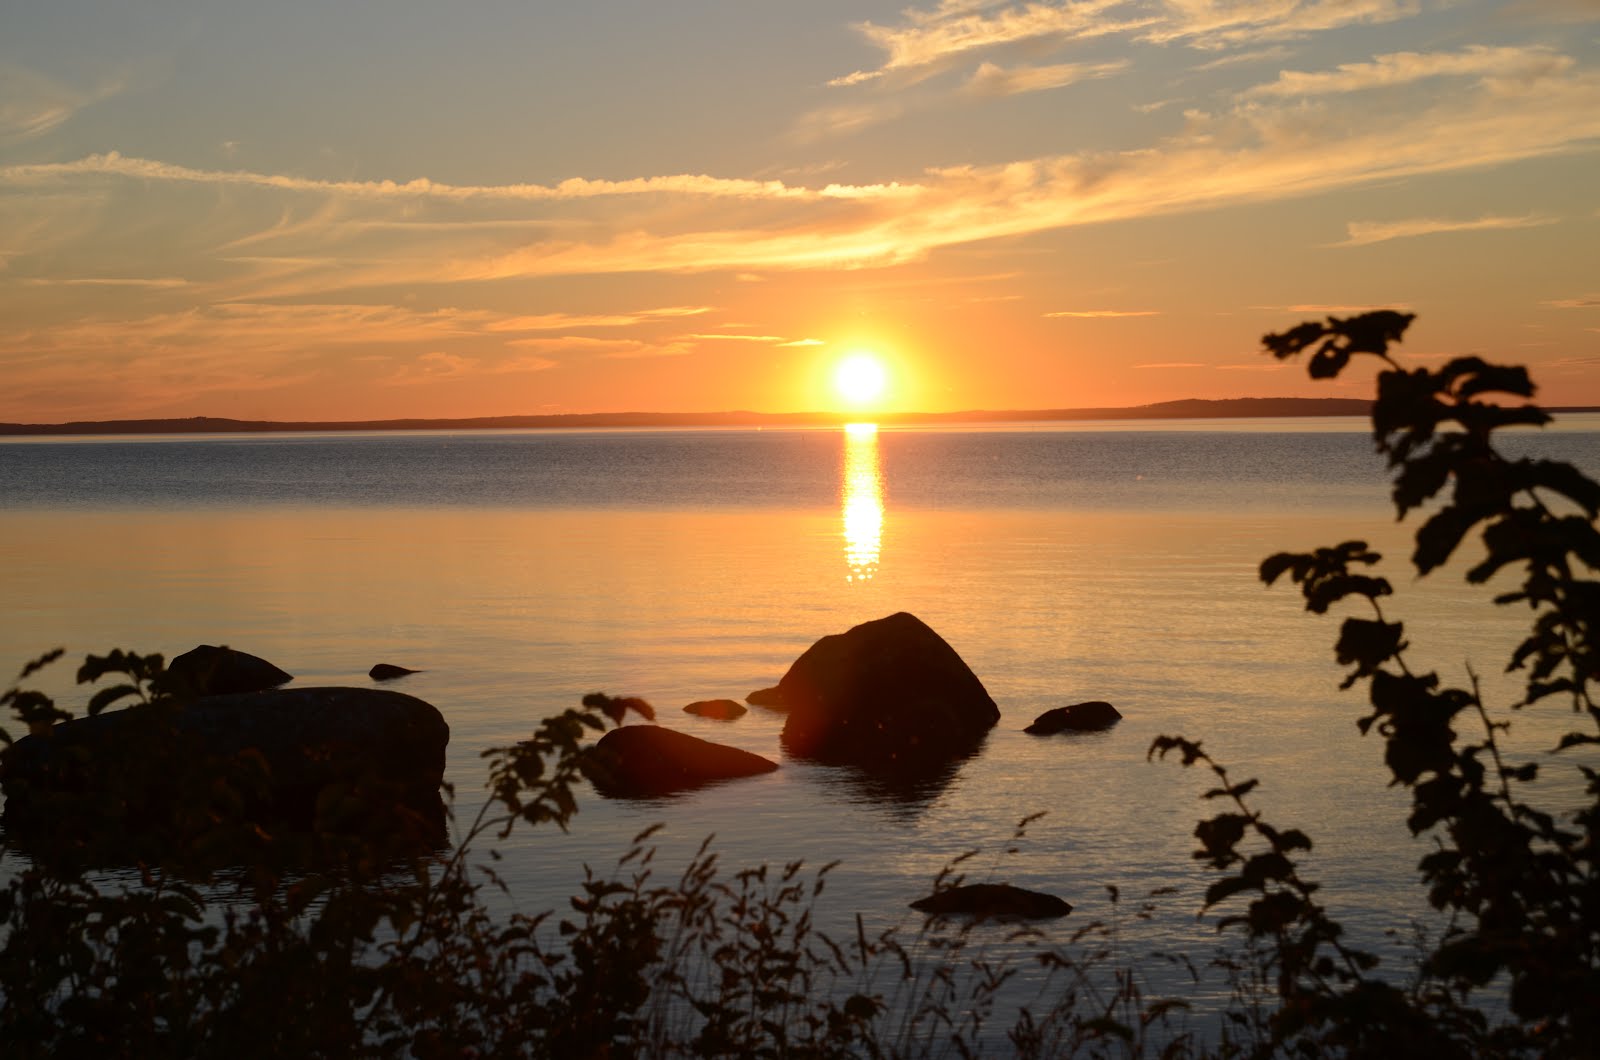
xmin=1 ymin=0 xmax=1597 ymax=422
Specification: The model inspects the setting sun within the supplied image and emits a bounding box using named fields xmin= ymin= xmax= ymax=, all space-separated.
xmin=834 ymin=354 xmax=889 ymax=407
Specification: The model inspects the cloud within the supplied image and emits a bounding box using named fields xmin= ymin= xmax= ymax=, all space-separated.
xmin=1044 ymin=308 xmax=1161 ymax=318
xmin=482 ymin=306 xmax=713 ymax=332
xmin=963 ymin=59 xmax=1129 ymax=97
xmin=22 ymin=276 xmax=191 ymax=288
xmin=1261 ymin=303 xmax=1414 ymax=313
xmin=1543 ymin=296 xmax=1600 ymax=308
xmin=0 ymin=64 xmax=124 ymax=144
xmin=686 ymin=333 xmax=788 ymax=342
xmin=384 ymin=351 xmax=480 ymax=386
xmin=1332 ymin=213 xmax=1557 ymax=246
xmin=778 ymin=338 xmax=826 ymax=347
xmin=0 ymin=151 xmax=922 ymax=203
xmin=1242 ymin=45 xmax=1574 ymax=98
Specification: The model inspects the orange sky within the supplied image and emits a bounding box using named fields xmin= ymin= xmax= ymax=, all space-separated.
xmin=2 ymin=1 xmax=1597 ymax=422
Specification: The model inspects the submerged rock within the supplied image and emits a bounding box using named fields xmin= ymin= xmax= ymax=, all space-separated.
xmin=745 ymin=686 xmax=787 ymax=709
xmin=164 ymin=644 xmax=292 ymax=696
xmin=684 ymin=698 xmax=747 ymax=720
xmin=776 ymin=612 xmax=998 ymax=768
xmin=910 ymin=883 xmax=1073 ymax=920
xmin=370 ymin=663 xmax=423 ymax=681
xmin=587 ymin=725 xmax=777 ymax=798
xmin=1024 ymin=701 xmax=1122 ymax=734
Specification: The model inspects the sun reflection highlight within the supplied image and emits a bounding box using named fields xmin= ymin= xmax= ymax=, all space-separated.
xmin=842 ymin=422 xmax=884 ymax=582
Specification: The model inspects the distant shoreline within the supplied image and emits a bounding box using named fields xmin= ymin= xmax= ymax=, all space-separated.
xmin=2 ymin=397 xmax=1595 ymax=436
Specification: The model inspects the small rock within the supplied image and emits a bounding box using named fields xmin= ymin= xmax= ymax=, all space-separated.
xmin=684 ymin=698 xmax=747 ymax=720
xmin=746 ymin=686 xmax=787 ymax=709
xmin=587 ymin=725 xmax=777 ymax=798
xmin=910 ymin=883 xmax=1072 ymax=920
xmin=370 ymin=663 xmax=422 ymax=681
xmin=1024 ymin=701 xmax=1122 ymax=734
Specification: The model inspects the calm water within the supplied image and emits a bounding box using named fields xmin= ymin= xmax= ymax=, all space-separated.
xmin=3 ymin=418 xmax=1598 ymax=1026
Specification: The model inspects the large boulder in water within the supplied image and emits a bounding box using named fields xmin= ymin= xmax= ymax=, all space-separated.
xmin=1 ymin=687 xmax=449 ymax=850
xmin=587 ymin=725 xmax=777 ymax=798
xmin=164 ymin=644 xmax=292 ymax=696
xmin=684 ymin=698 xmax=747 ymax=720
xmin=777 ymin=612 xmax=998 ymax=767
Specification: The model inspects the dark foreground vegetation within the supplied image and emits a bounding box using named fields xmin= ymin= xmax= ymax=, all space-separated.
xmin=1 ymin=312 xmax=1596 ymax=1057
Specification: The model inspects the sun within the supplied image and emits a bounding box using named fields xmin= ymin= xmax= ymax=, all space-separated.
xmin=834 ymin=353 xmax=889 ymax=406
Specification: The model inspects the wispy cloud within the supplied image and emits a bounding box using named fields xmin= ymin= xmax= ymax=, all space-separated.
xmin=0 ymin=151 xmax=922 ymax=203
xmin=1044 ymin=309 xmax=1161 ymax=318
xmin=829 ymin=0 xmax=1147 ymax=87
xmin=1331 ymin=213 xmax=1557 ymax=246
xmin=0 ymin=64 xmax=125 ymax=144
xmin=963 ymin=59 xmax=1129 ymax=97
xmin=1243 ymin=45 xmax=1573 ymax=98
xmin=1543 ymin=296 xmax=1600 ymax=308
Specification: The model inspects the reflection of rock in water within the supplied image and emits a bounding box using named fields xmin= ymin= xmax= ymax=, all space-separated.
xmin=795 ymin=733 xmax=989 ymax=815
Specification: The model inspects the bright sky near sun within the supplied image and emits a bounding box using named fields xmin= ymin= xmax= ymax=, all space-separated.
xmin=1 ymin=1 xmax=1597 ymax=422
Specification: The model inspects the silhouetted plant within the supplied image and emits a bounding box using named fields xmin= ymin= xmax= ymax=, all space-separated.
xmin=1155 ymin=310 xmax=1599 ymax=1057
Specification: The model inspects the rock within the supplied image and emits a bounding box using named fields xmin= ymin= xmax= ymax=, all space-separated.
xmin=587 ymin=725 xmax=777 ymax=798
xmin=910 ymin=883 xmax=1073 ymax=920
xmin=1 ymin=687 xmax=449 ymax=847
xmin=1024 ymin=701 xmax=1122 ymax=734
xmin=684 ymin=698 xmax=747 ymax=720
xmin=164 ymin=644 xmax=292 ymax=696
xmin=776 ymin=612 xmax=998 ymax=767
xmin=370 ymin=663 xmax=422 ymax=681
xmin=746 ymin=686 xmax=788 ymax=709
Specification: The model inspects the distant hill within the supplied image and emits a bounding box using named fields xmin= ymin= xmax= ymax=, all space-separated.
xmin=0 ymin=397 xmax=1400 ymax=436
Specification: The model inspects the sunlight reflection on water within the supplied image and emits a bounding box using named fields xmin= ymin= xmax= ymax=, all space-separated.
xmin=842 ymin=423 xmax=884 ymax=582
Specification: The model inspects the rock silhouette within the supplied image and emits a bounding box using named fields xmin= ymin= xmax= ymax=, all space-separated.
xmin=370 ymin=663 xmax=422 ymax=681
xmin=745 ymin=686 xmax=787 ymax=709
xmin=1 ymin=686 xmax=449 ymax=850
xmin=587 ymin=725 xmax=777 ymax=798
xmin=684 ymin=698 xmax=747 ymax=720
xmin=164 ymin=644 xmax=292 ymax=696
xmin=776 ymin=612 xmax=998 ymax=768
xmin=910 ymin=883 xmax=1073 ymax=920
xmin=1024 ymin=701 xmax=1122 ymax=734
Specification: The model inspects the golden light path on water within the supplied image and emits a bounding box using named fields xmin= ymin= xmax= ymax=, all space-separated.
xmin=841 ymin=422 xmax=883 ymax=582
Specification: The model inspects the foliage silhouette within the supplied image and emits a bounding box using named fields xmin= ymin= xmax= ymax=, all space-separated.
xmin=1155 ymin=309 xmax=1599 ymax=1057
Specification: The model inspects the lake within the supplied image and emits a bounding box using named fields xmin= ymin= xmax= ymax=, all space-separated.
xmin=3 ymin=417 xmax=1597 ymax=1031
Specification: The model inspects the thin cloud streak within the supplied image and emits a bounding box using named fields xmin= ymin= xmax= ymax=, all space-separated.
xmin=0 ymin=151 xmax=923 ymax=203
xmin=1332 ymin=214 xmax=1556 ymax=246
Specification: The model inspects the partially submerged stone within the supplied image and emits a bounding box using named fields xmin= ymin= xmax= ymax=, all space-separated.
xmin=164 ymin=644 xmax=292 ymax=696
xmin=370 ymin=663 xmax=423 ymax=681
xmin=587 ymin=725 xmax=777 ymax=798
xmin=776 ymin=612 xmax=998 ymax=768
xmin=684 ymin=698 xmax=747 ymax=720
xmin=910 ymin=883 xmax=1073 ymax=920
xmin=1024 ymin=701 xmax=1122 ymax=734
xmin=745 ymin=686 xmax=787 ymax=709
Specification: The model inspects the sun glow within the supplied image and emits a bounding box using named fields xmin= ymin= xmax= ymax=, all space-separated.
xmin=833 ymin=353 xmax=889 ymax=407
